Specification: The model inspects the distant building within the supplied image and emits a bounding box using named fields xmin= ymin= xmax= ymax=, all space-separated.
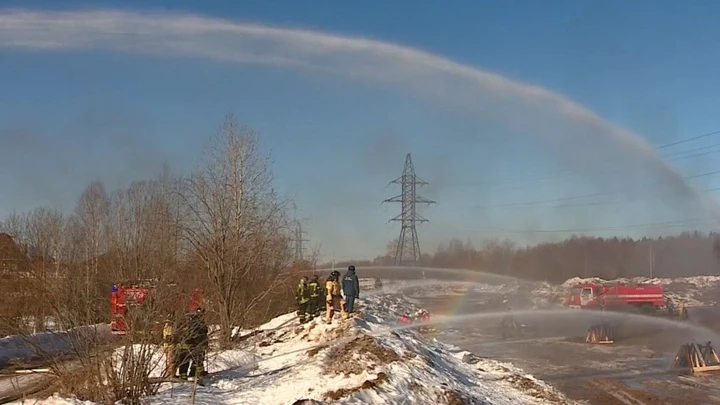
xmin=0 ymin=233 xmax=28 ymax=276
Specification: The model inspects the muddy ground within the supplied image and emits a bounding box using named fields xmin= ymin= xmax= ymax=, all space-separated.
xmin=415 ymin=289 xmax=720 ymax=405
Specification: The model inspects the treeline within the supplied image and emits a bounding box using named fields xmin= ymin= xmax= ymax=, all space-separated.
xmin=0 ymin=115 xmax=309 ymax=343
xmin=331 ymin=233 xmax=720 ymax=284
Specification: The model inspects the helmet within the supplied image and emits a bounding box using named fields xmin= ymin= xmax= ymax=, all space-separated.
xmin=311 ymin=274 xmax=318 ymax=281
xmin=300 ymin=276 xmax=308 ymax=283
xmin=331 ymin=270 xmax=340 ymax=278
xmin=348 ymin=265 xmax=356 ymax=271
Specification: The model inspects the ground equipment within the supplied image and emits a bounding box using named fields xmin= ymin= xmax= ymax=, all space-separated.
xmin=672 ymin=342 xmax=720 ymax=373
xmin=586 ymin=322 xmax=615 ymax=344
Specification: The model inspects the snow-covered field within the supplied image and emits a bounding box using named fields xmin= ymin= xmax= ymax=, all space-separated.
xmin=3 ymin=273 xmax=720 ymax=404
xmin=10 ymin=294 xmax=576 ymax=405
xmin=373 ymin=274 xmax=720 ymax=310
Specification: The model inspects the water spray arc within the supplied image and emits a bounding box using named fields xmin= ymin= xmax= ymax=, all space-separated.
xmin=382 ymin=154 xmax=436 ymax=266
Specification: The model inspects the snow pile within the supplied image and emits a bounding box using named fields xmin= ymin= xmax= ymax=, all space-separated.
xmin=0 ymin=324 xmax=110 ymax=368
xmin=558 ymin=275 xmax=720 ymax=307
xmin=528 ymin=281 xmax=566 ymax=309
xmin=562 ymin=275 xmax=720 ymax=289
xmin=399 ymin=280 xmax=515 ymax=299
xmin=110 ymin=343 xmax=259 ymax=380
xmin=22 ymin=295 xmax=576 ymax=405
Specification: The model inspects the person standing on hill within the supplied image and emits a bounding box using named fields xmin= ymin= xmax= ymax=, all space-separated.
xmin=307 ymin=275 xmax=321 ymax=317
xmin=296 ymin=276 xmax=311 ymax=323
xmin=325 ymin=270 xmax=345 ymax=323
xmin=342 ymin=265 xmax=360 ymax=316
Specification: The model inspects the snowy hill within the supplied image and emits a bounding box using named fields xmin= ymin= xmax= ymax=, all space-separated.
xmin=19 ymin=295 xmax=576 ymax=405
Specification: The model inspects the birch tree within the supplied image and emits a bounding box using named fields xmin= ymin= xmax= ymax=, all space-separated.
xmin=179 ymin=114 xmax=293 ymax=345
xmin=75 ymin=181 xmax=111 ymax=323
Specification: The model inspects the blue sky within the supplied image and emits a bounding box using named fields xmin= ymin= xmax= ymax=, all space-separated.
xmin=1 ymin=0 xmax=720 ymax=261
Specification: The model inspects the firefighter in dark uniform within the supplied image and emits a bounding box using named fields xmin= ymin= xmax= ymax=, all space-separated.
xmin=173 ymin=314 xmax=193 ymax=379
xmin=188 ymin=308 xmax=209 ymax=379
xmin=296 ymin=276 xmax=311 ymax=323
xmin=500 ymin=307 xmax=518 ymax=340
xmin=307 ymin=275 xmax=321 ymax=317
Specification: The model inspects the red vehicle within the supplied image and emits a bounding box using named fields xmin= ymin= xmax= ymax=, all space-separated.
xmin=564 ymin=282 xmax=666 ymax=314
xmin=111 ymin=281 xmax=203 ymax=334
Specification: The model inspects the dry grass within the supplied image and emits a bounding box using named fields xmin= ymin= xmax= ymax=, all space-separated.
xmin=323 ymin=371 xmax=388 ymax=401
xmin=306 ymin=343 xmax=328 ymax=357
xmin=505 ymin=375 xmax=566 ymax=403
xmin=324 ymin=334 xmax=400 ymax=377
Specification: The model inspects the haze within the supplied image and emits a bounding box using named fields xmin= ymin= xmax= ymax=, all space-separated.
xmin=1 ymin=1 xmax=720 ymax=261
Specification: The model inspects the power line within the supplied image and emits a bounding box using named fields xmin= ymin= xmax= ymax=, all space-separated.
xmin=473 ymin=169 xmax=720 ymax=209
xmin=447 ymin=130 xmax=720 ymax=188
xmin=656 ymin=129 xmax=720 ymax=149
xmin=458 ymin=218 xmax=710 ymax=235
xmin=548 ymin=187 xmax=720 ymax=209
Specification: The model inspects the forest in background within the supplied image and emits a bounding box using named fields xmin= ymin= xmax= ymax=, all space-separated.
xmin=0 ymin=115 xmax=312 ymax=341
xmin=327 ymin=232 xmax=720 ymax=283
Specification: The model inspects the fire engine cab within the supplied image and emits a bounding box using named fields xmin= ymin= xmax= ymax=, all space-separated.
xmin=110 ymin=281 xmax=203 ymax=335
xmin=565 ymin=282 xmax=666 ymax=313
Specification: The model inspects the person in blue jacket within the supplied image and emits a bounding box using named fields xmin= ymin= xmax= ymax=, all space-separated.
xmin=342 ymin=265 xmax=360 ymax=315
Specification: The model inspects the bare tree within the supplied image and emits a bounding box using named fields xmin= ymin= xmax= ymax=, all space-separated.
xmin=179 ymin=114 xmax=294 ymax=345
xmin=75 ymin=181 xmax=111 ymax=323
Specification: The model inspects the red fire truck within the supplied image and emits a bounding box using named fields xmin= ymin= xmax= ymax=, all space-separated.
xmin=110 ymin=281 xmax=203 ymax=334
xmin=564 ymin=282 xmax=667 ymax=314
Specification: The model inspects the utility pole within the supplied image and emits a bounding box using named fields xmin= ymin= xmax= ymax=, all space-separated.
xmin=649 ymin=245 xmax=655 ymax=279
xmin=382 ymin=153 xmax=436 ymax=266
xmin=293 ymin=220 xmax=308 ymax=262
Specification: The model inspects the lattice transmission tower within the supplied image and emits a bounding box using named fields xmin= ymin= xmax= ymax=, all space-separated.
xmin=293 ymin=220 xmax=308 ymax=262
xmin=382 ymin=153 xmax=436 ymax=266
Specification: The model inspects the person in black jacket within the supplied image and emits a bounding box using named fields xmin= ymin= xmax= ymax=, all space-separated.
xmin=172 ymin=314 xmax=193 ymax=379
xmin=188 ymin=308 xmax=209 ymax=379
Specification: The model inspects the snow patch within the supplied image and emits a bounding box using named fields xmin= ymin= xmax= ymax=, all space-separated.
xmin=0 ymin=324 xmax=110 ymax=368
xmin=16 ymin=295 xmax=577 ymax=404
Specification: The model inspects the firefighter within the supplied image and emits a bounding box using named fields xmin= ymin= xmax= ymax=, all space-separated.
xmin=188 ymin=308 xmax=209 ymax=380
xmin=173 ymin=314 xmax=193 ymax=379
xmin=307 ymin=275 xmax=321 ymax=317
xmin=666 ymin=297 xmax=675 ymax=316
xmin=325 ymin=270 xmax=345 ymax=323
xmin=342 ymin=265 xmax=360 ymax=317
xmin=500 ymin=307 xmax=517 ymax=339
xmin=162 ymin=315 xmax=176 ymax=378
xmin=679 ymin=301 xmax=689 ymax=320
xmin=416 ymin=309 xmax=434 ymax=335
xmin=296 ymin=277 xmax=311 ymax=323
